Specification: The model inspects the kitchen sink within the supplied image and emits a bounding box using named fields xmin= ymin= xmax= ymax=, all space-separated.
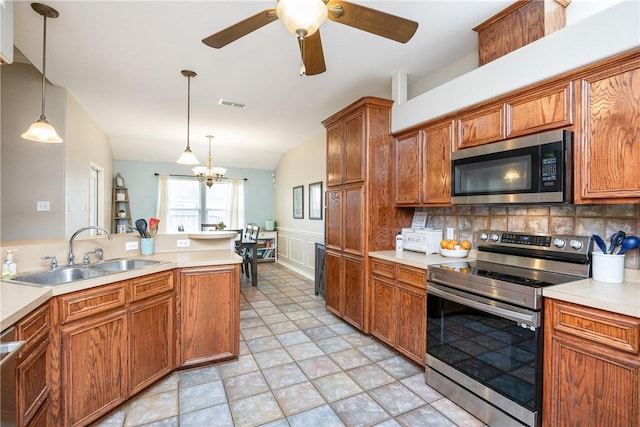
xmin=87 ymin=258 xmax=161 ymax=272
xmin=13 ymin=266 xmax=109 ymax=286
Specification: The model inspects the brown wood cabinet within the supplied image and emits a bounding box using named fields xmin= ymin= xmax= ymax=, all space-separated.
xmin=15 ymin=303 xmax=50 ymax=427
xmin=457 ymin=103 xmax=505 ymax=149
xmin=543 ymin=298 xmax=640 ymax=427
xmin=177 ymin=265 xmax=239 ymax=367
xmin=574 ymin=55 xmax=640 ymax=203
xmin=370 ymin=258 xmax=427 ymax=364
xmin=50 ymin=271 xmax=175 ymax=426
xmin=395 ymin=120 xmax=453 ymax=206
xmin=323 ymin=97 xmax=412 ymax=332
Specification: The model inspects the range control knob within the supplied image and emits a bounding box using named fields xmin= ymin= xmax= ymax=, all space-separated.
xmin=553 ymin=238 xmax=566 ymax=248
xmin=570 ymin=239 xmax=584 ymax=250
xmin=490 ymin=233 xmax=500 ymax=242
xmin=479 ymin=232 xmax=489 ymax=241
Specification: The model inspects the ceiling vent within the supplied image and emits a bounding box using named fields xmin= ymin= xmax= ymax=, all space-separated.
xmin=219 ymin=99 xmax=246 ymax=108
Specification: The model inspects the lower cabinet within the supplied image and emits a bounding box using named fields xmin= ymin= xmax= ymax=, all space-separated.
xmin=177 ymin=265 xmax=240 ymax=367
xmin=370 ymin=258 xmax=427 ymax=364
xmin=51 ymin=271 xmax=175 ymax=426
xmin=325 ymin=250 xmax=366 ymax=330
xmin=543 ymin=298 xmax=640 ymax=427
xmin=15 ymin=303 xmax=50 ymax=427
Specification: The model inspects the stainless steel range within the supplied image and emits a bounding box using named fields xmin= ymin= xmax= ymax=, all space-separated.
xmin=425 ymin=230 xmax=592 ymax=427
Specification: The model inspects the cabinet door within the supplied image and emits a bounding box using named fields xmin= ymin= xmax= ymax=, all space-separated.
xmin=394 ymin=132 xmax=421 ymax=205
xmin=343 ymin=110 xmax=366 ymax=184
xmin=61 ymin=310 xmax=127 ymax=427
xmin=324 ymin=249 xmax=343 ymax=317
xmin=130 ymin=293 xmax=174 ymax=394
xmin=16 ymin=338 xmax=49 ymax=427
xmin=343 ymin=255 xmax=365 ymax=330
xmin=576 ymin=61 xmax=640 ymax=202
xmin=395 ymin=283 xmax=426 ymax=364
xmin=178 ymin=265 xmax=239 ymax=367
xmin=371 ymin=276 xmax=395 ymax=347
xmin=422 ymin=121 xmax=453 ymax=204
xmin=325 ymin=188 xmax=342 ymax=251
xmin=343 ymin=184 xmax=364 ymax=256
xmin=326 ymin=123 xmax=343 ymax=186
xmin=506 ymin=82 xmax=573 ymax=137
xmin=457 ymin=104 xmax=505 ymax=149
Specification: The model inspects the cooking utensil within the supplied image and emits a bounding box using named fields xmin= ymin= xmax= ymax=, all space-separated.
xmin=135 ymin=219 xmax=149 ymax=238
xmin=149 ymin=218 xmax=159 ymax=237
xmin=609 ymin=231 xmax=626 ymax=254
xmin=593 ymin=234 xmax=607 ymax=254
xmin=618 ymin=235 xmax=640 ymax=255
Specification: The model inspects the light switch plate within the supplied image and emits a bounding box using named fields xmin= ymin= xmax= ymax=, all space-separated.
xmin=125 ymin=241 xmax=139 ymax=251
xmin=177 ymin=239 xmax=190 ymax=248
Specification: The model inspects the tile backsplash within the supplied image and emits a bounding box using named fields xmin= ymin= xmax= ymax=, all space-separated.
xmin=416 ymin=204 xmax=640 ymax=269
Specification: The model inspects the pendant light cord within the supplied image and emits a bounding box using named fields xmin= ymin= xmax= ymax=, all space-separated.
xmin=40 ymin=14 xmax=48 ymax=119
xmin=186 ymin=74 xmax=191 ymax=150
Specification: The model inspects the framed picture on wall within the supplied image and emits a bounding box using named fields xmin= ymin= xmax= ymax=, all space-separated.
xmin=293 ymin=185 xmax=304 ymax=219
xmin=309 ymin=181 xmax=322 ymax=220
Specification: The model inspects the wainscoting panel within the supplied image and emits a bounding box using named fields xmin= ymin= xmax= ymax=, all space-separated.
xmin=276 ymin=227 xmax=324 ymax=280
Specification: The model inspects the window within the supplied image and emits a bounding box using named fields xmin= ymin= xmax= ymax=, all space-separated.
xmin=165 ymin=177 xmax=244 ymax=233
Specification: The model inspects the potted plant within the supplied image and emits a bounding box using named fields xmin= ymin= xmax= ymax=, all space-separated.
xmin=214 ymin=221 xmax=226 ymax=230
xmin=118 ymin=209 xmax=126 ymax=218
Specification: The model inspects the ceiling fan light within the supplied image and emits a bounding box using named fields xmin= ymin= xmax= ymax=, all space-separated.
xmin=276 ymin=0 xmax=327 ymax=37
xmin=21 ymin=117 xmax=63 ymax=143
xmin=177 ymin=147 xmax=199 ymax=165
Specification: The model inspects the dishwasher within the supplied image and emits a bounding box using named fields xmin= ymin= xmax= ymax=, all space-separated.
xmin=1 ymin=327 xmax=26 ymax=426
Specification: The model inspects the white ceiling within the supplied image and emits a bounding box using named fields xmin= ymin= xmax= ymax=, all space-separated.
xmin=12 ymin=0 xmax=515 ymax=170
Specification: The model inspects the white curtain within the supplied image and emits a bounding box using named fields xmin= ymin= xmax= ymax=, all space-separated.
xmin=155 ymin=174 xmax=169 ymax=234
xmin=227 ymin=178 xmax=245 ymax=229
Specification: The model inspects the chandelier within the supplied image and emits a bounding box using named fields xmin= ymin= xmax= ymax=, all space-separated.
xmin=193 ymin=135 xmax=227 ymax=187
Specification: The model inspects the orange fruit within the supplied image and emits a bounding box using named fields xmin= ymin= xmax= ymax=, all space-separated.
xmin=440 ymin=239 xmax=449 ymax=249
xmin=460 ymin=240 xmax=472 ymax=250
xmin=446 ymin=242 xmax=457 ymax=250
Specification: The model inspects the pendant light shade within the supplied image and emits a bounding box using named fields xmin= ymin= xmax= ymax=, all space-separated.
xmin=176 ymin=70 xmax=199 ymax=165
xmin=22 ymin=3 xmax=62 ymax=143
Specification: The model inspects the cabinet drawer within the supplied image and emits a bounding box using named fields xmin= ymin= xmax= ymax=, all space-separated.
xmin=396 ymin=265 xmax=427 ymax=290
xmin=549 ymin=300 xmax=640 ymax=354
xmin=130 ymin=271 xmax=174 ymax=302
xmin=16 ymin=303 xmax=50 ymax=352
xmin=371 ymin=259 xmax=395 ymax=279
xmin=58 ymin=281 xmax=127 ymax=324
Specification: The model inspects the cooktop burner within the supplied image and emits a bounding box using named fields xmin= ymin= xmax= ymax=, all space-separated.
xmin=428 ymin=230 xmax=593 ymax=309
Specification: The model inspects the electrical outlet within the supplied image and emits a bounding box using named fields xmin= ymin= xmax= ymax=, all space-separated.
xmin=176 ymin=239 xmax=190 ymax=248
xmin=36 ymin=201 xmax=51 ymax=211
xmin=125 ymin=241 xmax=139 ymax=251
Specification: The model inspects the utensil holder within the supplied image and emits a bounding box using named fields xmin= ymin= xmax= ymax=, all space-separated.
xmin=141 ymin=238 xmax=154 ymax=256
xmin=592 ymin=252 xmax=625 ymax=283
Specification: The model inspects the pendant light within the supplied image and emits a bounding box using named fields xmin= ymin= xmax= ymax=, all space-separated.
xmin=193 ymin=135 xmax=227 ymax=188
xmin=21 ymin=2 xmax=63 ymax=143
xmin=176 ymin=70 xmax=199 ymax=165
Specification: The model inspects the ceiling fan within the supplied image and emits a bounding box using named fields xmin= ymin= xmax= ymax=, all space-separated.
xmin=202 ymin=0 xmax=419 ymax=76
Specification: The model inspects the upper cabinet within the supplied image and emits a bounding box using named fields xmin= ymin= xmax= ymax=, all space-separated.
xmin=457 ymin=104 xmax=505 ymax=149
xmin=574 ymin=55 xmax=640 ymax=203
xmin=326 ymin=109 xmax=366 ymax=186
xmin=395 ymin=120 xmax=453 ymax=206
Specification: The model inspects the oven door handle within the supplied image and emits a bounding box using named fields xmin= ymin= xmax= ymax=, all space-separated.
xmin=428 ymin=285 xmax=538 ymax=327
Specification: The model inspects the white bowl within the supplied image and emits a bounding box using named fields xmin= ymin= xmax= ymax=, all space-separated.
xmin=440 ymin=248 xmax=470 ymax=258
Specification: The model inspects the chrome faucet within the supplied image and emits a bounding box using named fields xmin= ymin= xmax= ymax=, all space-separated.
xmin=68 ymin=226 xmax=112 ymax=265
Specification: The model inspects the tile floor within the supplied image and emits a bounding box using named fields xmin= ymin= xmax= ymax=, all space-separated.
xmin=93 ymin=263 xmax=486 ymax=427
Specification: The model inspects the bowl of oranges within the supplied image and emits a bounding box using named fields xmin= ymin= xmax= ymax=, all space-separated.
xmin=439 ymin=239 xmax=472 ymax=258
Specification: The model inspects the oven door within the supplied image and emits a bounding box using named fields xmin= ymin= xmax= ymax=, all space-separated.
xmin=426 ymin=282 xmax=542 ymax=427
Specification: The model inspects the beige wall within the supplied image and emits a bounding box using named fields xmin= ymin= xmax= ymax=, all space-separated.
xmin=1 ymin=62 xmax=113 ymax=242
xmin=274 ymin=132 xmax=325 ymax=279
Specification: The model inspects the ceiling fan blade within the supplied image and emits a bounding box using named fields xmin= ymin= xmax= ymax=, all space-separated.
xmin=327 ymin=1 xmax=418 ymax=43
xmin=202 ymin=9 xmax=278 ymax=48
xmin=298 ymin=30 xmax=326 ymax=76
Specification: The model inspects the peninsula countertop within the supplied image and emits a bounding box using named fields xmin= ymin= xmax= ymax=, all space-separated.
xmin=1 ymin=249 xmax=241 ymax=331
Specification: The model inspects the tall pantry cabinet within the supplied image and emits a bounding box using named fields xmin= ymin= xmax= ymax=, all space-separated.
xmin=322 ymin=97 xmax=411 ymax=332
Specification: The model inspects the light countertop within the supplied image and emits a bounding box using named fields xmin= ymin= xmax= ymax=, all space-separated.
xmin=370 ymin=250 xmax=640 ymax=319
xmin=1 ymin=249 xmax=241 ymax=331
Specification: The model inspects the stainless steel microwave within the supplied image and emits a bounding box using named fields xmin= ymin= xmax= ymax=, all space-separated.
xmin=451 ymin=129 xmax=572 ymax=204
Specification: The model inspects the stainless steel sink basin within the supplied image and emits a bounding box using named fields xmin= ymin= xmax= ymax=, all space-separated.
xmin=87 ymin=258 xmax=160 ymax=272
xmin=13 ymin=267 xmax=109 ymax=286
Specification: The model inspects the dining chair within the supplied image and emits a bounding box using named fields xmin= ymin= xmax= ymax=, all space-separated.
xmin=201 ymin=223 xmax=217 ymax=231
xmin=242 ymin=225 xmax=260 ymax=283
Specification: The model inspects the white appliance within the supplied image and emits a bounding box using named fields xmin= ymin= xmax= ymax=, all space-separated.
xmin=401 ymin=228 xmax=442 ymax=254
